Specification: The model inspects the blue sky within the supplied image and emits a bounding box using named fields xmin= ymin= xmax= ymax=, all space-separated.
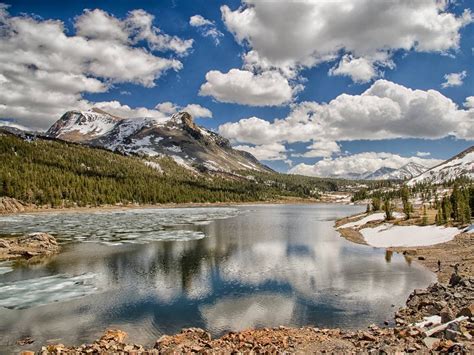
xmin=1 ymin=0 xmax=473 ymax=176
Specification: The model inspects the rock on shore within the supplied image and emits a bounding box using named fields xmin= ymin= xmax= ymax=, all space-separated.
xmin=0 ymin=197 xmax=33 ymax=214
xmin=34 ymin=274 xmax=473 ymax=354
xmin=0 ymin=233 xmax=59 ymax=260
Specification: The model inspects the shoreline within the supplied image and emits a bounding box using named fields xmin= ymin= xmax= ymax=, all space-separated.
xmin=9 ymin=206 xmax=473 ymax=353
xmin=0 ymin=197 xmax=354 ymax=216
xmin=334 ymin=211 xmax=473 ymax=283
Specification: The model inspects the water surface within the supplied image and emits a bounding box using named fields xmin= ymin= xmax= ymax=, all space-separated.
xmin=0 ymin=204 xmax=435 ymax=352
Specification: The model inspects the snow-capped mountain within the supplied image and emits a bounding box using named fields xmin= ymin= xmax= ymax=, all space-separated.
xmin=408 ymin=146 xmax=474 ymax=185
xmin=365 ymin=162 xmax=427 ymax=180
xmin=47 ymin=109 xmax=272 ymax=173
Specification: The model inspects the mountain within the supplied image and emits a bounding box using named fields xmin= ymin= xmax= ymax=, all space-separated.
xmin=365 ymin=162 xmax=427 ymax=180
xmin=408 ymin=146 xmax=474 ymax=185
xmin=47 ymin=109 xmax=271 ymax=174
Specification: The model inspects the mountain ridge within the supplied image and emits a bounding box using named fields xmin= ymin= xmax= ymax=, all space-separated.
xmin=408 ymin=146 xmax=474 ymax=185
xmin=47 ymin=109 xmax=272 ymax=174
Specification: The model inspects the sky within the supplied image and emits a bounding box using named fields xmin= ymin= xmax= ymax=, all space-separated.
xmin=0 ymin=0 xmax=473 ymax=178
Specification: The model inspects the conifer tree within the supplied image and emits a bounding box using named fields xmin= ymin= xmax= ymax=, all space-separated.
xmin=383 ymin=197 xmax=393 ymax=221
xmin=401 ymin=185 xmax=412 ymax=220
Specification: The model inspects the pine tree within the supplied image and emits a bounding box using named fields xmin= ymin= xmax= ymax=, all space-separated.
xmin=372 ymin=197 xmax=381 ymax=211
xmin=384 ymin=197 xmax=393 ymax=221
xmin=401 ymin=185 xmax=412 ymax=220
xmin=422 ymin=205 xmax=428 ymax=226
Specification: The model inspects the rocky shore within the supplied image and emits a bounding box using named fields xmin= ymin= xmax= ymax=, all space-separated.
xmin=0 ymin=232 xmax=59 ymax=261
xmin=0 ymin=196 xmax=35 ymax=214
xmin=30 ymin=273 xmax=473 ymax=354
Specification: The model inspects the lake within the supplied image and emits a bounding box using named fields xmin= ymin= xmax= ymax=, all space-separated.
xmin=0 ymin=204 xmax=435 ymax=352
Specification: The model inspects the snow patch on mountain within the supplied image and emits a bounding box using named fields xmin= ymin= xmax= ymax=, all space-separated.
xmin=47 ymin=109 xmax=272 ymax=174
xmin=366 ymin=162 xmax=427 ymax=180
xmin=408 ymin=147 xmax=474 ymax=185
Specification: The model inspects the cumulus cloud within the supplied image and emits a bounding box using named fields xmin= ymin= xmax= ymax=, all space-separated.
xmin=154 ymin=102 xmax=212 ymax=119
xmin=199 ymin=69 xmax=297 ymax=106
xmin=0 ymin=6 xmax=192 ymax=129
xmin=289 ymin=152 xmax=443 ymax=179
xmin=189 ymin=14 xmax=223 ymax=45
xmin=416 ymin=151 xmax=431 ymax=157
xmin=294 ymin=141 xmax=341 ymax=158
xmin=92 ymin=101 xmax=169 ymax=119
xmin=442 ymin=70 xmax=468 ymax=88
xmin=234 ymin=142 xmax=287 ymax=161
xmin=181 ymin=104 xmax=213 ymax=119
xmin=221 ymin=0 xmax=472 ymax=83
xmin=219 ymin=80 xmax=474 ymax=150
xmin=329 ymin=54 xmax=394 ymax=83
xmin=465 ymin=96 xmax=474 ymax=109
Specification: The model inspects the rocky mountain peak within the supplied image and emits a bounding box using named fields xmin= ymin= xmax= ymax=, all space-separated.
xmin=47 ymin=109 xmax=272 ymax=174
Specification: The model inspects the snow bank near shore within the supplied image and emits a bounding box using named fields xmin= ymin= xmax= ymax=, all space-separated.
xmin=360 ymin=224 xmax=459 ymax=248
xmin=338 ymin=212 xmax=404 ymax=229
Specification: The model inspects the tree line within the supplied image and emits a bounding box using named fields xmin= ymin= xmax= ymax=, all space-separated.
xmin=0 ymin=132 xmax=347 ymax=207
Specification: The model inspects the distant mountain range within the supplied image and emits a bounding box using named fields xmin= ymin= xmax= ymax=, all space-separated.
xmin=9 ymin=108 xmax=474 ymax=185
xmin=408 ymin=146 xmax=474 ymax=185
xmin=47 ymin=109 xmax=272 ymax=174
xmin=365 ymin=162 xmax=427 ymax=180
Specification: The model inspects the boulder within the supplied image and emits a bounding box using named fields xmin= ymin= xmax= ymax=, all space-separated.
xmin=0 ymin=197 xmax=29 ymax=214
xmin=440 ymin=307 xmax=455 ymax=323
xmin=0 ymin=232 xmax=59 ymax=261
xmin=457 ymin=304 xmax=474 ymax=318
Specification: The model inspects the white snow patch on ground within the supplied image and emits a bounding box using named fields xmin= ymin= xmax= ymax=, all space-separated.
xmin=171 ymin=155 xmax=196 ymax=171
xmin=238 ymin=161 xmax=258 ymax=170
xmin=0 ymin=273 xmax=98 ymax=309
xmin=144 ymin=161 xmax=163 ymax=173
xmin=338 ymin=212 xmax=404 ymax=229
xmin=360 ymin=224 xmax=460 ymax=248
xmin=165 ymin=145 xmax=182 ymax=153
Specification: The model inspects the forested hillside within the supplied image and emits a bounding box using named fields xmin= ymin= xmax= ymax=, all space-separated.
xmin=0 ymin=131 xmax=348 ymax=207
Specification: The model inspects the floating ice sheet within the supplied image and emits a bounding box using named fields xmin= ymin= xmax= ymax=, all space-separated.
xmin=0 ymin=207 xmax=241 ymax=246
xmin=0 ymin=273 xmax=98 ymax=309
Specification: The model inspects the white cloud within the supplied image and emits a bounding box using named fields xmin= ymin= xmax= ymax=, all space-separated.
xmin=189 ymin=14 xmax=213 ymax=27
xmin=465 ymin=96 xmax=474 ymax=109
xmin=219 ymin=80 xmax=474 ymax=148
xmin=416 ymin=151 xmax=431 ymax=157
xmin=221 ymin=0 xmax=472 ymax=83
xmin=442 ymin=70 xmax=467 ymax=88
xmin=92 ymin=101 xmax=169 ymax=119
xmin=181 ymin=104 xmax=213 ymax=119
xmin=329 ymin=54 xmax=394 ymax=83
xmin=199 ymin=69 xmax=296 ymax=106
xmin=189 ymin=14 xmax=224 ymax=45
xmin=0 ymin=6 xmax=192 ymax=129
xmin=289 ymin=152 xmax=443 ymax=178
xmin=294 ymin=141 xmax=341 ymax=158
xmin=154 ymin=102 xmax=212 ymax=119
xmin=155 ymin=101 xmax=180 ymax=114
xmin=234 ymin=142 xmax=287 ymax=161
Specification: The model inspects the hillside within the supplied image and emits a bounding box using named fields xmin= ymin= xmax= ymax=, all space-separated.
xmin=47 ymin=109 xmax=271 ymax=174
xmin=408 ymin=146 xmax=474 ymax=185
xmin=0 ymin=130 xmax=348 ymax=207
